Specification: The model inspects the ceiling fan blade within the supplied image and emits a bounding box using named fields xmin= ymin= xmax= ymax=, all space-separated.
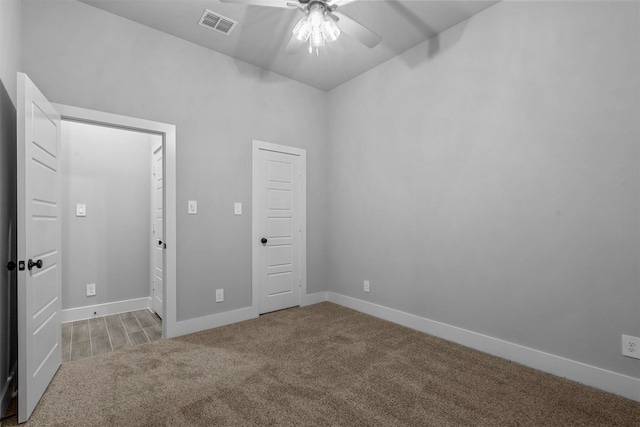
xmin=219 ymin=0 xmax=298 ymax=8
xmin=333 ymin=11 xmax=382 ymax=48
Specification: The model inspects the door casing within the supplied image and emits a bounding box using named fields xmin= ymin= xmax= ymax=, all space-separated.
xmin=252 ymin=140 xmax=307 ymax=315
xmin=53 ymin=103 xmax=177 ymax=338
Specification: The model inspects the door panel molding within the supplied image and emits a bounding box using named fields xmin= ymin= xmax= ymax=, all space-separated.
xmin=53 ymin=103 xmax=177 ymax=338
xmin=252 ymin=140 xmax=307 ymax=315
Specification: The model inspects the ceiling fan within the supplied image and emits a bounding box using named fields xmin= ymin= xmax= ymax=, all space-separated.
xmin=219 ymin=0 xmax=382 ymax=55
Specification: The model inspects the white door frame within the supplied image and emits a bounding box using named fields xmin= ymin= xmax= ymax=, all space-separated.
xmin=251 ymin=140 xmax=307 ymax=315
xmin=53 ymin=104 xmax=178 ymax=338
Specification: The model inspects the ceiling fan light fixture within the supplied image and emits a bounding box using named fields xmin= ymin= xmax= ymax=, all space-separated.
xmin=292 ymin=1 xmax=341 ymax=55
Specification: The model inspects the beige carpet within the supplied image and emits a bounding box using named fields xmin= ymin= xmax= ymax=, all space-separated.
xmin=5 ymin=302 xmax=639 ymax=426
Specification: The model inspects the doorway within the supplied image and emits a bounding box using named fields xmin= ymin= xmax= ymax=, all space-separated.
xmin=60 ymin=120 xmax=160 ymax=321
xmin=53 ymin=103 xmax=177 ymax=339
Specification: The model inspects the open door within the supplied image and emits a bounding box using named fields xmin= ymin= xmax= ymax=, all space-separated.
xmin=152 ymin=142 xmax=164 ymax=318
xmin=16 ymin=73 xmax=62 ymax=423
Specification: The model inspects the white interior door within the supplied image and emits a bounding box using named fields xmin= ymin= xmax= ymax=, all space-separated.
xmin=257 ymin=148 xmax=301 ymax=314
xmin=152 ymin=143 xmax=164 ymax=318
xmin=17 ymin=73 xmax=62 ymax=423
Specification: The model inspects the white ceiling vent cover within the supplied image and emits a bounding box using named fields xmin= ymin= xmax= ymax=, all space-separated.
xmin=198 ymin=9 xmax=238 ymax=35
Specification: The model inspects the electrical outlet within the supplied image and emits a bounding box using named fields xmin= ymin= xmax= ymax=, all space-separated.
xmin=364 ymin=280 xmax=370 ymax=293
xmin=86 ymin=283 xmax=96 ymax=297
xmin=622 ymin=335 xmax=640 ymax=359
xmin=215 ymin=288 xmax=224 ymax=303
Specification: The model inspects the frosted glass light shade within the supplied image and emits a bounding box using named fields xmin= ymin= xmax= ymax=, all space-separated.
xmin=293 ymin=18 xmax=311 ymax=41
xmin=310 ymin=28 xmax=326 ymax=47
xmin=321 ymin=19 xmax=340 ymax=42
xmin=308 ymin=8 xmax=324 ymax=27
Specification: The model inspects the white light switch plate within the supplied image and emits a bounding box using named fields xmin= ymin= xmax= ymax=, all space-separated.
xmin=76 ymin=204 xmax=86 ymax=217
xmin=188 ymin=200 xmax=197 ymax=214
xmin=234 ymin=203 xmax=242 ymax=215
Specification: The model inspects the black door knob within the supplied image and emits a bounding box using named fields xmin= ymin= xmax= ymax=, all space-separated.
xmin=6 ymin=261 xmax=16 ymax=271
xmin=158 ymin=240 xmax=163 ymax=246
xmin=261 ymin=238 xmax=268 ymax=244
xmin=28 ymin=259 xmax=43 ymax=270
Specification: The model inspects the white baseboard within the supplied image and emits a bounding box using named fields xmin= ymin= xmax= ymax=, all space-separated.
xmin=301 ymin=291 xmax=327 ymax=307
xmin=172 ymin=306 xmax=257 ymax=337
xmin=0 ymin=361 xmax=16 ymax=421
xmin=61 ymin=297 xmax=152 ymax=323
xmin=326 ymin=292 xmax=640 ymax=402
xmin=168 ymin=292 xmax=327 ymax=338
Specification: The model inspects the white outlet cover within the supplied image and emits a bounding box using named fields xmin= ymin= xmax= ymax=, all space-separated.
xmin=622 ymin=335 xmax=640 ymax=359
xmin=215 ymin=289 xmax=224 ymax=303
xmin=86 ymin=283 xmax=96 ymax=296
xmin=364 ymin=280 xmax=370 ymax=293
xmin=234 ymin=202 xmax=242 ymax=215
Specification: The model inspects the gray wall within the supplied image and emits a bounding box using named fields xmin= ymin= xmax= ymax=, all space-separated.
xmin=327 ymin=1 xmax=639 ymax=378
xmin=21 ymin=0 xmax=328 ymax=321
xmin=0 ymin=0 xmax=20 ymax=414
xmin=61 ymin=121 xmax=156 ymax=309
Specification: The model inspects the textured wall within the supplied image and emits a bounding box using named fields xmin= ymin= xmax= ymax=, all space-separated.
xmin=22 ymin=0 xmax=328 ymax=321
xmin=61 ymin=121 xmax=156 ymax=309
xmin=327 ymin=1 xmax=640 ymax=378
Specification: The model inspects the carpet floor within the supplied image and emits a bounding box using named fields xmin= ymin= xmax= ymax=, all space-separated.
xmin=5 ymin=302 xmax=639 ymax=426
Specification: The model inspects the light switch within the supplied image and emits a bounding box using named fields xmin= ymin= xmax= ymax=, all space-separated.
xmin=234 ymin=202 xmax=242 ymax=215
xmin=188 ymin=200 xmax=197 ymax=214
xmin=76 ymin=204 xmax=86 ymax=217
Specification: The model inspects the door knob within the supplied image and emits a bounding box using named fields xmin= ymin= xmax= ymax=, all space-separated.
xmin=6 ymin=261 xmax=16 ymax=271
xmin=261 ymin=238 xmax=268 ymax=244
xmin=158 ymin=240 xmax=163 ymax=246
xmin=27 ymin=259 xmax=43 ymax=270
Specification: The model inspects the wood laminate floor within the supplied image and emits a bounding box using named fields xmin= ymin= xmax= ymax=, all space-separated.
xmin=62 ymin=309 xmax=162 ymax=362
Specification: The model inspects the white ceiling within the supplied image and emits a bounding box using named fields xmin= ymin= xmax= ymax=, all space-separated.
xmin=80 ymin=0 xmax=499 ymax=91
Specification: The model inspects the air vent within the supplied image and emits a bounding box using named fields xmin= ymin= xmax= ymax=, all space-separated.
xmin=198 ymin=9 xmax=237 ymax=36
